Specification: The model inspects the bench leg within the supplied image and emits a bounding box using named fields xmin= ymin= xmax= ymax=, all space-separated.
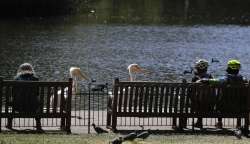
xmin=111 ymin=114 xmax=117 ymax=132
xmin=172 ymin=118 xmax=177 ymax=129
xmin=61 ymin=118 xmax=66 ymax=130
xmin=106 ymin=111 xmax=111 ymax=128
xmin=106 ymin=96 xmax=112 ymax=129
xmin=192 ymin=118 xmax=194 ymax=132
xmin=237 ymin=118 xmax=241 ymax=128
xmin=244 ymin=116 xmax=249 ymax=136
xmin=66 ymin=116 xmax=71 ymax=134
xmin=0 ymin=118 xmax=1 ymax=132
xmin=179 ymin=118 xmax=187 ymax=129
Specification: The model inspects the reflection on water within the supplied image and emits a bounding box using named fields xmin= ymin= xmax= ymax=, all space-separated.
xmin=1 ymin=18 xmax=250 ymax=84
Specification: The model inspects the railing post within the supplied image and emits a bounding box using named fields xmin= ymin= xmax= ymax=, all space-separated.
xmin=111 ymin=78 xmax=119 ymax=131
xmin=179 ymin=79 xmax=187 ymax=129
xmin=88 ymin=82 xmax=91 ymax=134
xmin=0 ymin=77 xmax=3 ymax=132
xmin=66 ymin=78 xmax=72 ymax=134
xmin=106 ymin=86 xmax=112 ymax=128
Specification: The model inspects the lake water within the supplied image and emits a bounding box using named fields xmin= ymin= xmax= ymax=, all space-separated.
xmin=1 ymin=18 xmax=250 ymax=85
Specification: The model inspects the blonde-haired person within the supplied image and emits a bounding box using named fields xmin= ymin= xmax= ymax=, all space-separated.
xmin=7 ymin=63 xmax=42 ymax=131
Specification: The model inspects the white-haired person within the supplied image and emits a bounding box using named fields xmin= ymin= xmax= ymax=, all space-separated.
xmin=6 ymin=63 xmax=42 ymax=131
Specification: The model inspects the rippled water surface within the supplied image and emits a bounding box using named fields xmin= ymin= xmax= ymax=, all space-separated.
xmin=1 ymin=19 xmax=250 ymax=84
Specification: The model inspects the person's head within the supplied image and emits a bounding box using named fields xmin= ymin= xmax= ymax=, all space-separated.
xmin=226 ymin=59 xmax=241 ymax=74
xmin=194 ymin=59 xmax=209 ymax=74
xmin=17 ymin=63 xmax=35 ymax=76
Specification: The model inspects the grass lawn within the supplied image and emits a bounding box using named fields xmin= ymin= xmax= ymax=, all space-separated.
xmin=0 ymin=133 xmax=250 ymax=144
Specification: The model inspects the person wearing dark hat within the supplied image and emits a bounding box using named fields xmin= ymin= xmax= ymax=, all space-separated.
xmin=6 ymin=63 xmax=42 ymax=131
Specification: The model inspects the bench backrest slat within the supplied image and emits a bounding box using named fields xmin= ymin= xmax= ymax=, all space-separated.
xmin=143 ymin=85 xmax=150 ymax=113
xmin=159 ymin=85 xmax=165 ymax=113
xmin=148 ymin=85 xmax=154 ymax=114
xmin=185 ymin=86 xmax=190 ymax=114
xmin=60 ymin=86 xmax=66 ymax=114
xmin=164 ymin=85 xmax=170 ymax=114
xmin=138 ymin=85 xmax=144 ymax=113
xmin=199 ymin=85 xmax=206 ymax=112
xmin=190 ymin=85 xmax=197 ymax=114
xmin=173 ymin=86 xmax=180 ymax=114
xmin=46 ymin=86 xmax=52 ymax=113
xmin=179 ymin=86 xmax=186 ymax=114
xmin=123 ymin=86 xmax=129 ymax=113
xmin=118 ymin=86 xmax=124 ymax=113
xmin=169 ymin=86 xmax=175 ymax=114
xmin=153 ymin=85 xmax=159 ymax=113
xmin=128 ymin=86 xmax=134 ymax=113
xmin=204 ymin=86 xmax=210 ymax=112
xmin=134 ymin=86 xmax=139 ymax=112
xmin=113 ymin=79 xmax=249 ymax=117
xmin=53 ymin=86 xmax=58 ymax=113
xmin=40 ymin=86 xmax=45 ymax=113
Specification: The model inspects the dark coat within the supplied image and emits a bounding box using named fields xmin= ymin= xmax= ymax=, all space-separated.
xmin=14 ymin=73 xmax=39 ymax=81
xmin=13 ymin=73 xmax=40 ymax=113
xmin=191 ymin=72 xmax=214 ymax=112
xmin=217 ymin=74 xmax=247 ymax=85
xmin=217 ymin=73 xmax=247 ymax=113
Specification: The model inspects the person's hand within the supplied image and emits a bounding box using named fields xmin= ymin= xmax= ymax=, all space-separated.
xmin=197 ymin=78 xmax=209 ymax=83
xmin=196 ymin=79 xmax=202 ymax=83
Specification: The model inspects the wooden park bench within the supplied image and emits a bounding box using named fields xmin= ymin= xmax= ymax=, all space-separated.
xmin=0 ymin=77 xmax=72 ymax=133
xmin=107 ymin=78 xmax=250 ymax=135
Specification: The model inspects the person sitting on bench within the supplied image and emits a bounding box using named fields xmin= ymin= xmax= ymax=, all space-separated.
xmin=6 ymin=63 xmax=42 ymax=131
xmin=192 ymin=59 xmax=213 ymax=128
xmin=198 ymin=59 xmax=247 ymax=129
